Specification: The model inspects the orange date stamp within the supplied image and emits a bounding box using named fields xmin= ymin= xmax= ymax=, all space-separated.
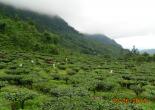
xmin=112 ymin=98 xmax=149 ymax=104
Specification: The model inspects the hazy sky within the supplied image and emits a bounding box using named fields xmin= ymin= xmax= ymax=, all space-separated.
xmin=0 ymin=0 xmax=155 ymax=49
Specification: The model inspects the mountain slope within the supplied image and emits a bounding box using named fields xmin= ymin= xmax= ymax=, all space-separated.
xmin=0 ymin=3 xmax=80 ymax=35
xmin=140 ymin=49 xmax=155 ymax=55
xmin=85 ymin=34 xmax=121 ymax=46
xmin=0 ymin=2 xmax=124 ymax=56
xmin=84 ymin=34 xmax=123 ymax=56
xmin=0 ymin=14 xmax=60 ymax=54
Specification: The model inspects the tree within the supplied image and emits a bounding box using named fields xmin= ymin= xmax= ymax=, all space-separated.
xmin=0 ymin=22 xmax=6 ymax=33
xmin=153 ymin=54 xmax=155 ymax=61
xmin=131 ymin=45 xmax=139 ymax=55
xmin=42 ymin=31 xmax=59 ymax=44
xmin=119 ymin=80 xmax=135 ymax=89
xmin=130 ymin=85 xmax=145 ymax=96
xmin=89 ymin=81 xmax=114 ymax=94
xmin=142 ymin=52 xmax=149 ymax=57
xmin=3 ymin=88 xmax=37 ymax=110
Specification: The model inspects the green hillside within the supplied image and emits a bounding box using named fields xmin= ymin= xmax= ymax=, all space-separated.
xmin=0 ymin=2 xmax=155 ymax=110
xmin=0 ymin=12 xmax=60 ymax=54
xmin=0 ymin=3 xmax=124 ymax=56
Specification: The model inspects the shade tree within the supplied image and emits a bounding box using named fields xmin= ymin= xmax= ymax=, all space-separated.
xmin=3 ymin=87 xmax=37 ymax=110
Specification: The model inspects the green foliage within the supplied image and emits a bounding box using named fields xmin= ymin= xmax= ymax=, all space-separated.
xmin=20 ymin=75 xmax=34 ymax=88
xmin=130 ymin=85 xmax=145 ymax=96
xmin=51 ymin=73 xmax=61 ymax=80
xmin=67 ymin=69 xmax=77 ymax=75
xmin=119 ymin=80 xmax=136 ymax=89
xmin=2 ymin=87 xmax=37 ymax=110
xmin=0 ymin=3 xmax=125 ymax=56
xmin=57 ymin=64 xmax=66 ymax=70
xmin=0 ymin=81 xmax=8 ymax=89
xmin=42 ymin=31 xmax=59 ymax=44
xmin=0 ymin=49 xmax=154 ymax=110
xmin=0 ymin=3 xmax=155 ymax=110
xmin=5 ymin=68 xmax=30 ymax=75
xmin=41 ymin=97 xmax=94 ymax=110
xmin=0 ymin=75 xmax=22 ymax=85
xmin=0 ymin=22 xmax=6 ymax=33
xmin=0 ymin=62 xmax=6 ymax=69
xmin=62 ymin=75 xmax=70 ymax=84
xmin=89 ymin=81 xmax=115 ymax=94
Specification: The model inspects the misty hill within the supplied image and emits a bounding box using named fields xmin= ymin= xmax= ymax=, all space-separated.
xmin=84 ymin=34 xmax=124 ymax=55
xmin=85 ymin=34 xmax=121 ymax=47
xmin=0 ymin=2 xmax=125 ymax=56
xmin=140 ymin=49 xmax=155 ymax=55
xmin=0 ymin=3 xmax=77 ymax=34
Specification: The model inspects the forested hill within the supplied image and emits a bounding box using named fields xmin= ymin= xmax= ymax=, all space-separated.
xmin=0 ymin=2 xmax=125 ymax=56
xmin=140 ymin=49 xmax=155 ymax=55
xmin=85 ymin=34 xmax=120 ymax=46
xmin=0 ymin=3 xmax=78 ymax=34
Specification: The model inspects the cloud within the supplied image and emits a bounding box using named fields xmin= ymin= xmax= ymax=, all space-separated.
xmin=0 ymin=0 xmax=155 ymax=49
xmin=115 ymin=33 xmax=155 ymax=50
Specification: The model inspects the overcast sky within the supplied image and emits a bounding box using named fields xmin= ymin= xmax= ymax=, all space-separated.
xmin=0 ymin=0 xmax=155 ymax=49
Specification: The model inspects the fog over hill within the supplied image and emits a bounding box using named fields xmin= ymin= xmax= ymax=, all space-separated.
xmin=0 ymin=2 xmax=126 ymax=56
xmin=0 ymin=0 xmax=155 ymax=50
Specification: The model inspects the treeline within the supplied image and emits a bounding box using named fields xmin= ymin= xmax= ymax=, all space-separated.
xmin=123 ymin=46 xmax=155 ymax=62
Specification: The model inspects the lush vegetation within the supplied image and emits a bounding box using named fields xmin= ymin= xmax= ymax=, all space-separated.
xmin=0 ymin=2 xmax=155 ymax=110
xmin=0 ymin=50 xmax=155 ymax=110
xmin=0 ymin=3 xmax=126 ymax=57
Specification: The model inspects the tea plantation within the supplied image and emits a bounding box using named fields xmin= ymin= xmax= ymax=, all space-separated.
xmin=0 ymin=2 xmax=155 ymax=110
xmin=0 ymin=50 xmax=155 ymax=110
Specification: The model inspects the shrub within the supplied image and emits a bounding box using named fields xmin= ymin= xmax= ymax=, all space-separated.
xmin=89 ymin=81 xmax=114 ymax=94
xmin=72 ymin=67 xmax=80 ymax=72
xmin=118 ymin=80 xmax=136 ymax=89
xmin=5 ymin=68 xmax=30 ymax=75
xmin=20 ymin=75 xmax=34 ymax=88
xmin=50 ymin=88 xmax=63 ymax=98
xmin=34 ymin=83 xmax=53 ymax=93
xmin=0 ymin=81 xmax=8 ymax=89
xmin=62 ymin=75 xmax=70 ymax=84
xmin=0 ymin=22 xmax=6 ymax=32
xmin=138 ymin=81 xmax=148 ymax=87
xmin=50 ymin=87 xmax=90 ymax=98
xmin=67 ymin=69 xmax=77 ymax=75
xmin=81 ymin=66 xmax=90 ymax=71
xmin=0 ymin=75 xmax=23 ymax=85
xmin=51 ymin=73 xmax=61 ymax=80
xmin=148 ymin=91 xmax=155 ymax=101
xmin=41 ymin=96 xmax=94 ymax=110
xmin=42 ymin=31 xmax=59 ymax=44
xmin=57 ymin=64 xmax=66 ymax=70
xmin=95 ymin=82 xmax=114 ymax=92
xmin=122 ymin=75 xmax=132 ymax=80
xmin=130 ymin=85 xmax=145 ymax=96
xmin=3 ymin=88 xmax=37 ymax=110
xmin=8 ymin=65 xmax=18 ymax=69
xmin=0 ymin=62 xmax=6 ymax=69
xmin=68 ymin=76 xmax=81 ymax=86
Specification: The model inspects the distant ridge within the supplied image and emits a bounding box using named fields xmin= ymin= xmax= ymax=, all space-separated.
xmin=140 ymin=49 xmax=155 ymax=55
